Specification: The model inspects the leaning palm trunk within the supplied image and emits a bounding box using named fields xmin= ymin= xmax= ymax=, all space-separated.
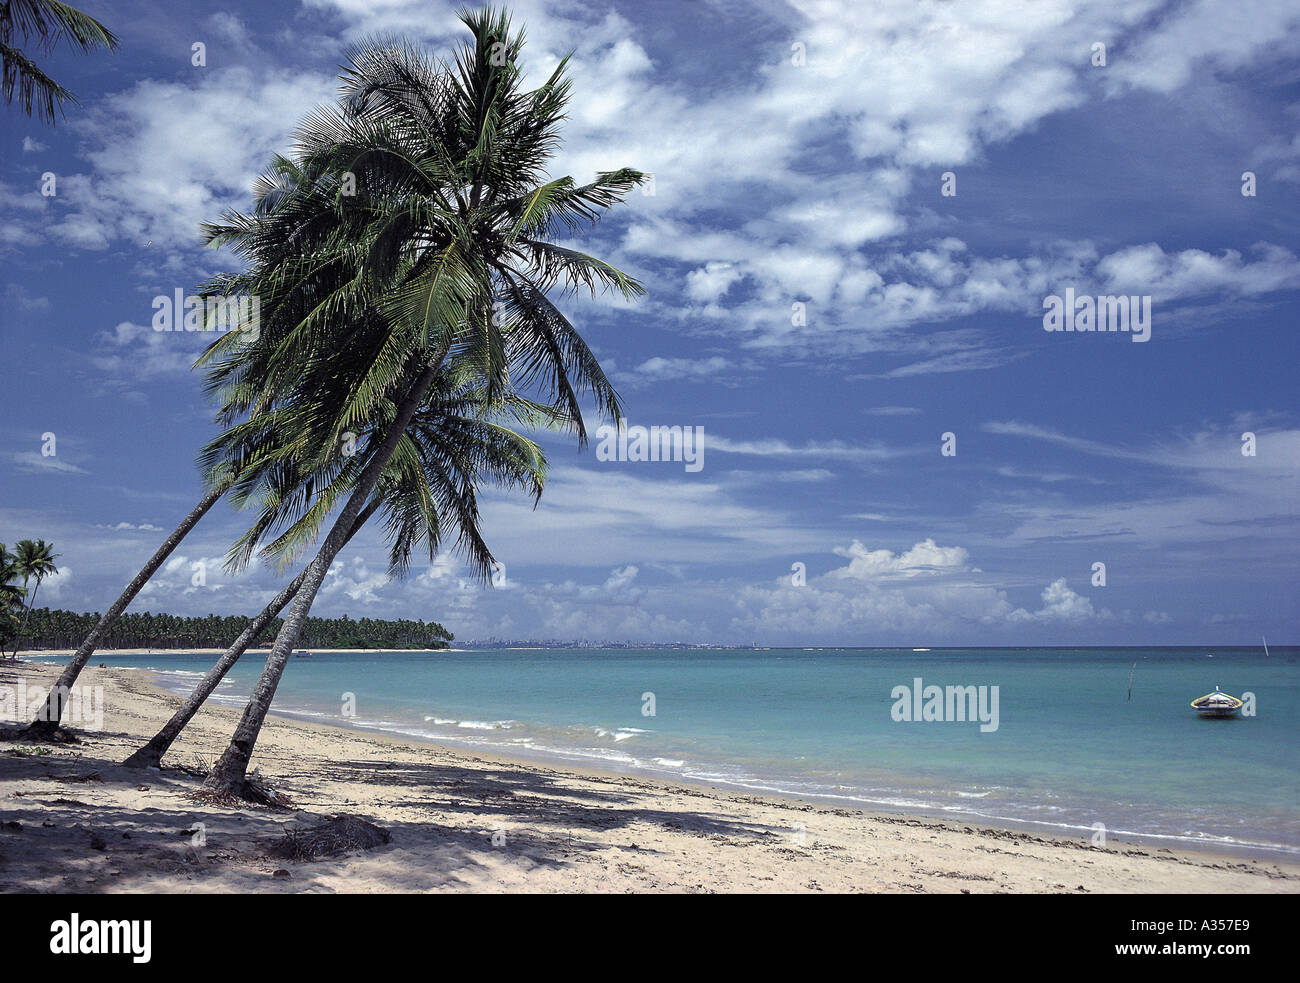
xmin=202 ymin=358 xmax=443 ymax=795
xmin=122 ymin=572 xmax=304 ymax=769
xmin=122 ymin=501 xmax=379 ymax=769
xmin=26 ymin=481 xmax=229 ymax=737
xmin=12 ymin=581 xmax=41 ymax=658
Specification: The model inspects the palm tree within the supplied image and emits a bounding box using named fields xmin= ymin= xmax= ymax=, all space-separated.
xmin=10 ymin=538 xmax=59 ymax=656
xmin=23 ymin=238 xmax=483 ymax=730
xmin=124 ymin=372 xmax=560 ymax=768
xmin=1 ymin=0 xmax=118 ymax=124
xmin=118 ymin=503 xmax=379 ymax=769
xmin=24 ymin=478 xmax=233 ymax=735
xmin=24 ymin=352 xmax=427 ymax=729
xmin=0 ymin=544 xmax=27 ymax=656
xmin=199 ymin=8 xmax=644 ymax=796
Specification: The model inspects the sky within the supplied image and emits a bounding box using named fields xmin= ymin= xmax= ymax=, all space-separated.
xmin=1 ymin=0 xmax=1297 ymax=646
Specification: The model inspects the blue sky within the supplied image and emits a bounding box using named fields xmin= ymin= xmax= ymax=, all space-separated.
xmin=2 ymin=0 xmax=1297 ymax=646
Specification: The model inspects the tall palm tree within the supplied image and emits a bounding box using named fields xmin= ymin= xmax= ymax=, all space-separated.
xmin=119 ymin=502 xmax=379 ymax=769
xmin=1 ymin=0 xmax=117 ymax=124
xmin=10 ymin=538 xmax=59 ymax=656
xmin=199 ymin=8 xmax=644 ymax=796
xmin=0 ymin=544 xmax=27 ymax=657
xmin=124 ymin=372 xmax=561 ymax=768
xmin=25 ymin=235 xmax=482 ymax=731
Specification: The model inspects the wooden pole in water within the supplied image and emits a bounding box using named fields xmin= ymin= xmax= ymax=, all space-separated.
xmin=1127 ymin=660 xmax=1136 ymax=701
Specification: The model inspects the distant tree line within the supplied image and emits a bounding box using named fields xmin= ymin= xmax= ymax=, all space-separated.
xmin=16 ymin=607 xmax=453 ymax=651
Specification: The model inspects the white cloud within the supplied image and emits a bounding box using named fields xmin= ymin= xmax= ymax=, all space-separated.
xmin=707 ymin=434 xmax=906 ymax=461
xmin=863 ymin=406 xmax=922 ymax=416
xmin=1107 ymin=0 xmax=1300 ymax=95
xmin=40 ymin=67 xmax=337 ymax=252
xmin=729 ymin=468 xmax=835 ymax=483
xmin=36 ymin=566 xmax=71 ymax=600
xmin=139 ymin=554 xmax=236 ymax=597
xmin=12 ymin=452 xmax=88 ymax=475
xmin=321 ymin=556 xmax=394 ymax=604
xmin=8 ymin=0 xmax=1292 ymax=377
xmin=91 ymin=321 xmax=206 ymax=381
xmin=829 ymin=538 xmax=971 ymax=581
xmin=1096 ymin=243 xmax=1300 ymax=299
xmin=626 ymin=355 xmax=730 ymax=383
xmin=684 ymin=262 xmax=743 ymax=303
xmin=1009 ymin=578 xmax=1101 ymax=622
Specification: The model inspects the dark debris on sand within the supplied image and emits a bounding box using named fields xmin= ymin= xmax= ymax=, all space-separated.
xmin=186 ymin=777 xmax=295 ymax=811
xmin=267 ymin=815 xmax=391 ymax=862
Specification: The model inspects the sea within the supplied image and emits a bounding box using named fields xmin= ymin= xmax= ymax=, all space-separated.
xmin=31 ymin=645 xmax=1298 ymax=859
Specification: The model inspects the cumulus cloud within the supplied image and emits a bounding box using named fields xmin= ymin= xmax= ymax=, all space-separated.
xmin=829 ymin=538 xmax=971 ymax=581
xmin=1095 ymin=243 xmax=1300 ymax=300
xmin=1009 ymin=578 xmax=1103 ymax=622
xmin=5 ymin=0 xmax=1292 ymax=646
xmin=36 ymin=566 xmax=71 ymax=600
xmin=684 ymin=262 xmax=743 ymax=303
xmin=35 ymin=67 xmax=336 ymax=252
xmin=139 ymin=555 xmax=234 ymax=597
xmin=729 ymin=538 xmax=1114 ymax=641
xmin=320 ymin=556 xmax=394 ymax=604
xmin=91 ymin=321 xmax=206 ymax=381
xmin=7 ymin=0 xmax=1295 ymax=379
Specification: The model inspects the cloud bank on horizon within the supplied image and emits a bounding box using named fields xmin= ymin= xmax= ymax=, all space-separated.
xmin=2 ymin=0 xmax=1297 ymax=645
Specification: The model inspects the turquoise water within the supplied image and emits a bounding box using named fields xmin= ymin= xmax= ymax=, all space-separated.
xmin=36 ymin=646 xmax=1299 ymax=858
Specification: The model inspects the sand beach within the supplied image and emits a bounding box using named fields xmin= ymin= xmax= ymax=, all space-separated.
xmin=1 ymin=660 xmax=1295 ymax=894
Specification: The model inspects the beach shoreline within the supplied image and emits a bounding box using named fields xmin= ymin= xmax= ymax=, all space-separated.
xmin=1 ymin=660 xmax=1296 ymax=893
xmin=13 ymin=648 xmax=469 ymax=656
xmin=139 ymin=660 xmax=1300 ymax=865
xmin=37 ymin=647 xmax=1297 ymax=863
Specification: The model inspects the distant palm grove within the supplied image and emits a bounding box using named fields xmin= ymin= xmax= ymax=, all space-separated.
xmin=16 ymin=607 xmax=453 ymax=651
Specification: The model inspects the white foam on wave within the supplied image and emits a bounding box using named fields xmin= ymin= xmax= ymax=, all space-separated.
xmin=420 ymin=715 xmax=514 ymax=730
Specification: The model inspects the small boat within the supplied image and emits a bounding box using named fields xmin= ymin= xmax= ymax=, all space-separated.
xmin=293 ymin=649 xmax=312 ymax=659
xmin=1190 ymin=686 xmax=1243 ymax=718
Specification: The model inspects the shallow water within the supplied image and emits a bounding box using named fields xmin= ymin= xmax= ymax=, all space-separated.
xmin=35 ymin=645 xmax=1299 ymax=859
